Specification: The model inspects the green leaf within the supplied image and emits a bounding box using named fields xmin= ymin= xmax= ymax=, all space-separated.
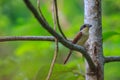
xmin=103 ymin=31 xmax=120 ymax=41
xmin=35 ymin=64 xmax=84 ymax=80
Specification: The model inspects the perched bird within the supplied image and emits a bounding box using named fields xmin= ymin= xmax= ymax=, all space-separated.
xmin=64 ymin=24 xmax=92 ymax=64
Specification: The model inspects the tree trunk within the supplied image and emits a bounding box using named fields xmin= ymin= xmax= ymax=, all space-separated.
xmin=84 ymin=0 xmax=104 ymax=80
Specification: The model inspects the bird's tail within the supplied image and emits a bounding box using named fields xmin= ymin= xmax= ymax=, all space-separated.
xmin=64 ymin=50 xmax=72 ymax=64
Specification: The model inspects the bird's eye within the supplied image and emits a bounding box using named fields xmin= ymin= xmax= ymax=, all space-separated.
xmin=80 ymin=24 xmax=86 ymax=31
xmin=83 ymin=25 xmax=86 ymax=28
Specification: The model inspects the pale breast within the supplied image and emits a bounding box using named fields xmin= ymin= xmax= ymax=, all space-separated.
xmin=77 ymin=33 xmax=89 ymax=46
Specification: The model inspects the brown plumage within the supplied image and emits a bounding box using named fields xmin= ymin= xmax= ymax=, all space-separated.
xmin=64 ymin=32 xmax=82 ymax=64
xmin=64 ymin=24 xmax=92 ymax=64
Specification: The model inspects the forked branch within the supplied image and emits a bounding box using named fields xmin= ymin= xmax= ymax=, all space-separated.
xmin=23 ymin=0 xmax=96 ymax=70
xmin=46 ymin=1 xmax=59 ymax=79
xmin=53 ymin=0 xmax=67 ymax=39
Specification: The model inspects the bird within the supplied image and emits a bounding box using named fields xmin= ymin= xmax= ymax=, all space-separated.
xmin=64 ymin=24 xmax=92 ymax=64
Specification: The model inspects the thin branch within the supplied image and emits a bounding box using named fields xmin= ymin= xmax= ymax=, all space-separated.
xmin=37 ymin=0 xmax=47 ymax=22
xmin=46 ymin=40 xmax=58 ymax=80
xmin=37 ymin=0 xmax=66 ymax=39
xmin=53 ymin=0 xmax=67 ymax=39
xmin=104 ymin=56 xmax=120 ymax=63
xmin=23 ymin=0 xmax=96 ymax=71
xmin=0 ymin=36 xmax=54 ymax=42
xmin=46 ymin=2 xmax=59 ymax=80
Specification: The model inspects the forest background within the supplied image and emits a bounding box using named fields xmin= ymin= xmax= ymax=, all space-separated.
xmin=0 ymin=0 xmax=120 ymax=80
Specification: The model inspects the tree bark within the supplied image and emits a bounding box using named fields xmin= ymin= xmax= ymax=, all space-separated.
xmin=84 ymin=0 xmax=104 ymax=80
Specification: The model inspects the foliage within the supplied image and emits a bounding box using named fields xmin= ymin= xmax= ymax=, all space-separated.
xmin=0 ymin=0 xmax=120 ymax=80
xmin=35 ymin=64 xmax=84 ymax=80
xmin=103 ymin=31 xmax=120 ymax=41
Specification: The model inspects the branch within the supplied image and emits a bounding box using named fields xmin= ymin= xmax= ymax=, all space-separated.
xmin=23 ymin=0 xmax=96 ymax=70
xmin=53 ymin=0 xmax=67 ymax=39
xmin=46 ymin=40 xmax=58 ymax=80
xmin=0 ymin=36 xmax=54 ymax=42
xmin=37 ymin=0 xmax=47 ymax=22
xmin=104 ymin=56 xmax=120 ymax=63
xmin=46 ymin=2 xmax=59 ymax=80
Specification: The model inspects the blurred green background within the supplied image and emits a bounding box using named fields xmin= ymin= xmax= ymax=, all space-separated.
xmin=0 ymin=0 xmax=120 ymax=80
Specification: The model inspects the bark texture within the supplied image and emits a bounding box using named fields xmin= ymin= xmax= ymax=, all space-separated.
xmin=84 ymin=0 xmax=104 ymax=80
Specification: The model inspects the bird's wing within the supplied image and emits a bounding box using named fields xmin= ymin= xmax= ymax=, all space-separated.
xmin=72 ymin=32 xmax=82 ymax=44
xmin=64 ymin=32 xmax=82 ymax=64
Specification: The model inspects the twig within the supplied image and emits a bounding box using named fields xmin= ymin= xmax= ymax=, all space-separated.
xmin=46 ymin=41 xmax=58 ymax=80
xmin=104 ymin=56 xmax=120 ymax=63
xmin=0 ymin=36 xmax=54 ymax=42
xmin=53 ymin=0 xmax=67 ymax=39
xmin=46 ymin=1 xmax=59 ymax=80
xmin=37 ymin=0 xmax=47 ymax=22
xmin=23 ymin=0 xmax=96 ymax=71
xmin=0 ymin=36 xmax=72 ymax=42
xmin=46 ymin=40 xmax=58 ymax=80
